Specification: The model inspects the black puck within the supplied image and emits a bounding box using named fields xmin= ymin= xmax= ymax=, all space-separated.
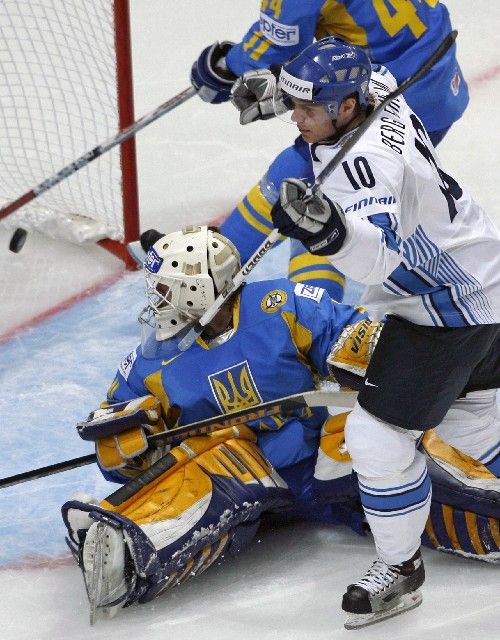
xmin=9 ymin=228 xmax=28 ymax=253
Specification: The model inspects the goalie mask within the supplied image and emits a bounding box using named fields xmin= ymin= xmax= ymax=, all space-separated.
xmin=142 ymin=225 xmax=240 ymax=341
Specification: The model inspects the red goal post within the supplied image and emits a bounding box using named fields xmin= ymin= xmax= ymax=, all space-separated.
xmin=0 ymin=0 xmax=140 ymax=267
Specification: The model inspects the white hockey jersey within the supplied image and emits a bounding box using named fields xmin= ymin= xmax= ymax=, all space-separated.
xmin=312 ymin=69 xmax=500 ymax=327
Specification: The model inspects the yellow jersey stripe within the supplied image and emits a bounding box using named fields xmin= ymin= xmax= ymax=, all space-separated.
xmin=289 ymin=270 xmax=346 ymax=286
xmin=237 ymin=199 xmax=273 ymax=235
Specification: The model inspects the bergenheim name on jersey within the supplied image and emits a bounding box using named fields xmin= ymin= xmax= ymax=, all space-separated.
xmin=312 ymin=71 xmax=500 ymax=327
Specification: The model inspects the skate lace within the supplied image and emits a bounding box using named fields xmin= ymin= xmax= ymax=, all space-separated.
xmin=354 ymin=559 xmax=400 ymax=594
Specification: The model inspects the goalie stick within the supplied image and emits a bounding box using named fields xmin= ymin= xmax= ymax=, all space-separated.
xmin=0 ymin=388 xmax=357 ymax=489
xmin=3 ymin=86 xmax=197 ymax=252
xmin=177 ymin=30 xmax=458 ymax=352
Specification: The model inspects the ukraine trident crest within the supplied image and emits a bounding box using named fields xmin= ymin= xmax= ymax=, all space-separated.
xmin=209 ymin=361 xmax=262 ymax=414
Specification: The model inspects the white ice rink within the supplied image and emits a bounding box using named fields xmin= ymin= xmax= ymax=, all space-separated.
xmin=0 ymin=1 xmax=499 ymax=638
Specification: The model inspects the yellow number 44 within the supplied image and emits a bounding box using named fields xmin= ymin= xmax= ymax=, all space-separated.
xmin=260 ymin=0 xmax=283 ymax=20
xmin=373 ymin=0 xmax=438 ymax=39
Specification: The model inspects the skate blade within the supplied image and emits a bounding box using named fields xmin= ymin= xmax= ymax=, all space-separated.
xmin=344 ymin=590 xmax=423 ymax=630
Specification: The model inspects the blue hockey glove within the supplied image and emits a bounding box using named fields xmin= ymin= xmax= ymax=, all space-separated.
xmin=191 ymin=41 xmax=237 ymax=104
xmin=271 ymin=178 xmax=347 ymax=256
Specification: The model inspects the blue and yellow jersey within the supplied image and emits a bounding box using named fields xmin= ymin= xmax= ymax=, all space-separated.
xmin=105 ymin=279 xmax=365 ymax=478
xmin=226 ymin=0 xmax=468 ymax=132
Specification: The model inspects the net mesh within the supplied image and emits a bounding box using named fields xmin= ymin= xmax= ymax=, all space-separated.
xmin=0 ymin=0 xmax=126 ymax=243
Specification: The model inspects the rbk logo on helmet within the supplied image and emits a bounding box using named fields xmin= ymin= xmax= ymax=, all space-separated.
xmin=331 ymin=52 xmax=356 ymax=61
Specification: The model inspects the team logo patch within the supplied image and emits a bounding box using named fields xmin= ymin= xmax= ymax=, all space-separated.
xmin=118 ymin=349 xmax=137 ymax=381
xmin=294 ymin=283 xmax=325 ymax=302
xmin=259 ymin=12 xmax=299 ymax=47
xmin=261 ymin=289 xmax=288 ymax=312
xmin=209 ymin=361 xmax=262 ymax=414
xmin=145 ymin=248 xmax=163 ymax=273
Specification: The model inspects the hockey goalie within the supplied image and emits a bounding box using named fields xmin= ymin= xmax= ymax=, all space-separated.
xmin=62 ymin=227 xmax=499 ymax=627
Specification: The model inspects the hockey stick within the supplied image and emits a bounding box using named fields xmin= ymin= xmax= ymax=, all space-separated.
xmin=0 ymin=388 xmax=357 ymax=489
xmin=105 ymin=388 xmax=358 ymax=505
xmin=3 ymin=86 xmax=197 ymax=252
xmin=177 ymin=31 xmax=458 ymax=352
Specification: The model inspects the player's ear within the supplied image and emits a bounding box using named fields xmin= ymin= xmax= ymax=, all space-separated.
xmin=339 ymin=96 xmax=358 ymax=117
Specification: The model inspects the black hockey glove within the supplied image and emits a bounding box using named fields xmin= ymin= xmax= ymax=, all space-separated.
xmin=271 ymin=178 xmax=347 ymax=256
xmin=191 ymin=41 xmax=237 ymax=104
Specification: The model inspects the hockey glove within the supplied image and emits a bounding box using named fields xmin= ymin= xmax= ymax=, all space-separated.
xmin=191 ymin=41 xmax=237 ymax=104
xmin=327 ymin=319 xmax=383 ymax=379
xmin=271 ymin=178 xmax=347 ymax=256
xmin=231 ymin=68 xmax=282 ymax=125
xmin=77 ymin=395 xmax=168 ymax=474
xmin=95 ymin=423 xmax=168 ymax=473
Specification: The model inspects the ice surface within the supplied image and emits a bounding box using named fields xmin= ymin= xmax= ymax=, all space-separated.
xmin=0 ymin=1 xmax=499 ymax=638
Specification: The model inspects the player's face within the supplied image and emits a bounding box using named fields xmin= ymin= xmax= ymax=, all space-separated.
xmin=291 ymin=99 xmax=336 ymax=143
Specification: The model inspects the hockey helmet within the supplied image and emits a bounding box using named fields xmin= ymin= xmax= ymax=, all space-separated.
xmin=276 ymin=37 xmax=371 ymax=119
xmin=142 ymin=225 xmax=240 ymax=340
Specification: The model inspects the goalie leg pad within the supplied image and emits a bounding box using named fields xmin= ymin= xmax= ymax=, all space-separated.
xmin=421 ymin=430 xmax=500 ymax=518
xmin=62 ymin=426 xmax=293 ymax=608
xmin=419 ymin=429 xmax=500 ymax=562
xmin=422 ymin=501 xmax=500 ymax=563
xmin=82 ymin=520 xmax=131 ymax=623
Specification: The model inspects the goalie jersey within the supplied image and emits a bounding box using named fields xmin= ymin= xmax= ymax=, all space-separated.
xmin=310 ymin=70 xmax=500 ymax=327
xmin=105 ymin=279 xmax=365 ymax=481
xmin=226 ymin=0 xmax=468 ymax=134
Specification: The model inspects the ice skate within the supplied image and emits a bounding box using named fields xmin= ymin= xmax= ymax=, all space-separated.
xmin=342 ymin=550 xmax=424 ymax=630
xmin=82 ymin=521 xmax=129 ymax=625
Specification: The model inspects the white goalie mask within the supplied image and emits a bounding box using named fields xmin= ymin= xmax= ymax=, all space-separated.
xmin=142 ymin=225 xmax=240 ymax=340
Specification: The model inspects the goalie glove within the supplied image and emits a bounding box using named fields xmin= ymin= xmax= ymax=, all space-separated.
xmin=271 ymin=178 xmax=347 ymax=255
xmin=77 ymin=395 xmax=169 ymax=474
xmin=327 ymin=318 xmax=384 ymax=381
xmin=95 ymin=423 xmax=168 ymax=473
xmin=231 ymin=68 xmax=283 ymax=125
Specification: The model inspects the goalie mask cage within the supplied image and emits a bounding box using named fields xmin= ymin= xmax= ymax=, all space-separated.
xmin=0 ymin=0 xmax=139 ymax=265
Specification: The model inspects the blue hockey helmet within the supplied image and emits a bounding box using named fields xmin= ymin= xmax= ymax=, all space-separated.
xmin=278 ymin=37 xmax=371 ymax=119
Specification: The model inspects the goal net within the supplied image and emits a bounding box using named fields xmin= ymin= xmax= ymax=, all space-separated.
xmin=0 ymin=0 xmax=139 ymax=258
